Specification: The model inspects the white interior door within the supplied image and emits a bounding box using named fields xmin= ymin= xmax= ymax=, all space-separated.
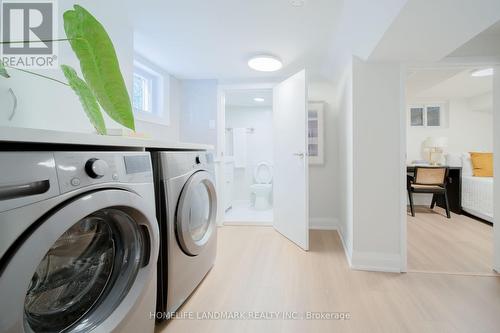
xmin=273 ymin=70 xmax=309 ymax=250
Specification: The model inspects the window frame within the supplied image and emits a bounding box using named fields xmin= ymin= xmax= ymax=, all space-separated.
xmin=132 ymin=58 xmax=169 ymax=126
xmin=409 ymin=104 xmax=442 ymax=128
xmin=133 ymin=69 xmax=153 ymax=114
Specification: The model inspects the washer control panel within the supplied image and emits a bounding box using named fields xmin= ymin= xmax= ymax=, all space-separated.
xmin=85 ymin=158 xmax=109 ymax=179
xmin=54 ymin=152 xmax=152 ymax=194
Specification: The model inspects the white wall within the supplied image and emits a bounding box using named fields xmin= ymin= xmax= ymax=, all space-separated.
xmin=407 ymin=98 xmax=493 ymax=206
xmin=407 ymin=99 xmax=493 ymax=163
xmin=0 ymin=0 xmax=133 ymax=133
xmin=308 ymin=81 xmax=340 ymax=229
xmin=179 ymin=80 xmax=218 ymax=147
xmin=335 ymin=61 xmax=354 ymax=259
xmin=133 ymin=54 xmax=181 ymax=141
xmin=493 ymin=66 xmax=500 ymax=272
xmin=225 ymin=106 xmax=273 ymax=202
xmin=352 ymin=58 xmax=404 ymax=272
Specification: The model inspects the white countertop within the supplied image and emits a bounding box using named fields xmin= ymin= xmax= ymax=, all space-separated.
xmin=0 ymin=127 xmax=214 ymax=150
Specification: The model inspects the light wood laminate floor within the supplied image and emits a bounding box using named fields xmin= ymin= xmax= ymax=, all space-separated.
xmin=156 ymin=226 xmax=500 ymax=333
xmin=408 ymin=206 xmax=495 ymax=275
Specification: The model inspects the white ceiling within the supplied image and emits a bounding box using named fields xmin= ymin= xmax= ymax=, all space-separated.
xmin=133 ymin=0 xmax=341 ymax=81
xmin=445 ymin=20 xmax=500 ymax=61
xmin=406 ymin=68 xmax=492 ymax=100
xmin=225 ymin=89 xmax=273 ymax=108
xmin=369 ymin=0 xmax=500 ymax=62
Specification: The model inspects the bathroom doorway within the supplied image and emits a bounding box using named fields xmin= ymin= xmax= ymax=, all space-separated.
xmin=223 ymin=89 xmax=274 ymax=225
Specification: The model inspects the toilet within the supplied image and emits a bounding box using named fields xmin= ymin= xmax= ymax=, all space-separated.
xmin=250 ymin=162 xmax=272 ymax=210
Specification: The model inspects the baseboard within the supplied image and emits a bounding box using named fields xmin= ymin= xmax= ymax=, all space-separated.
xmin=223 ymin=220 xmax=273 ymax=226
xmin=309 ymin=217 xmax=338 ymax=230
xmin=337 ymin=226 xmax=352 ymax=268
xmin=350 ymin=251 xmax=401 ymax=273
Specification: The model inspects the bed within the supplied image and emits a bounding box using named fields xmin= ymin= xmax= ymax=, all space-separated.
xmin=446 ymin=152 xmax=494 ymax=223
xmin=462 ymin=176 xmax=493 ymax=223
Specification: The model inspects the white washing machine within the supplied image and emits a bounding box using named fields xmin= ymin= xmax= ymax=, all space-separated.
xmin=0 ymin=151 xmax=159 ymax=333
xmin=152 ymin=151 xmax=217 ymax=317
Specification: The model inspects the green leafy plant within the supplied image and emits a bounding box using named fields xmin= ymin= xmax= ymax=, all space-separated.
xmin=0 ymin=62 xmax=9 ymax=78
xmin=1 ymin=4 xmax=134 ymax=135
xmin=61 ymin=64 xmax=106 ymax=134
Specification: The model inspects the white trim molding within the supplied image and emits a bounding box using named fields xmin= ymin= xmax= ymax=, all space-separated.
xmin=350 ymin=251 xmax=402 ymax=273
xmin=223 ymin=221 xmax=273 ymax=226
xmin=338 ymin=226 xmax=353 ymax=268
xmin=309 ymin=217 xmax=339 ymax=230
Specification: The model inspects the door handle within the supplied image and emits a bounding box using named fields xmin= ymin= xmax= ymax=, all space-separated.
xmin=0 ymin=180 xmax=50 ymax=201
xmin=293 ymin=152 xmax=306 ymax=158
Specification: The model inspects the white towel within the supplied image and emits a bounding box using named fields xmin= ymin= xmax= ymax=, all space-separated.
xmin=233 ymin=128 xmax=247 ymax=168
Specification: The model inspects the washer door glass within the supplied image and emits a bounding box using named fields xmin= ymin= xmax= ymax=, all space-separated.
xmin=24 ymin=208 xmax=144 ymax=333
xmin=176 ymin=171 xmax=217 ymax=256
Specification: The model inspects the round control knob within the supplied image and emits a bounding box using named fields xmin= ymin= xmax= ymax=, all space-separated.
xmin=85 ymin=158 xmax=108 ymax=179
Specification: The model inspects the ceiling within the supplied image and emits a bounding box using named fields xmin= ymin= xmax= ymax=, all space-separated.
xmin=445 ymin=20 xmax=500 ymax=61
xmin=369 ymin=0 xmax=500 ymax=63
xmin=133 ymin=0 xmax=341 ymax=81
xmin=225 ymin=89 xmax=273 ymax=108
xmin=406 ymin=68 xmax=492 ymax=100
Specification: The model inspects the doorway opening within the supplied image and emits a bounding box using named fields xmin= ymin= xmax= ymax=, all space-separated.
xmin=216 ymin=70 xmax=310 ymax=251
xmin=404 ymin=64 xmax=496 ymax=275
xmin=223 ymin=89 xmax=274 ymax=225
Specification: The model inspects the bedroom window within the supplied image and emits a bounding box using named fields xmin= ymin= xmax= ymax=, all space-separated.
xmin=409 ymin=105 xmax=442 ymax=127
xmin=410 ymin=107 xmax=424 ymax=126
xmin=426 ymin=106 xmax=441 ymax=126
xmin=132 ymin=57 xmax=169 ymax=126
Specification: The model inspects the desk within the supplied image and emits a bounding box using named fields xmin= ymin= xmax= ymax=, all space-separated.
xmin=407 ymin=166 xmax=462 ymax=214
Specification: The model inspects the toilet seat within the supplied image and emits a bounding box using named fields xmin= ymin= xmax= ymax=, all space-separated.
xmin=254 ymin=162 xmax=272 ymax=184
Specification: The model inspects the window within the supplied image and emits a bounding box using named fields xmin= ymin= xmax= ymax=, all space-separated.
xmin=133 ymin=72 xmax=152 ymax=114
xmin=426 ymin=106 xmax=440 ymax=126
xmin=132 ymin=58 xmax=169 ymax=125
xmin=409 ymin=104 xmax=442 ymax=127
xmin=410 ymin=107 xmax=424 ymax=126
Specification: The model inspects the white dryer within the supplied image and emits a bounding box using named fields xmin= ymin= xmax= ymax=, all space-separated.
xmin=0 ymin=151 xmax=159 ymax=333
xmin=152 ymin=151 xmax=217 ymax=318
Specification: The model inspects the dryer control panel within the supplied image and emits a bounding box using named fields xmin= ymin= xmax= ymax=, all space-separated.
xmin=158 ymin=151 xmax=214 ymax=180
xmin=54 ymin=152 xmax=152 ymax=194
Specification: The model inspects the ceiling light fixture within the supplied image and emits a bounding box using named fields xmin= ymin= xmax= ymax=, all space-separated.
xmin=471 ymin=68 xmax=493 ymax=77
xmin=248 ymin=55 xmax=283 ymax=72
xmin=290 ymin=0 xmax=305 ymax=7
xmin=254 ymin=97 xmax=265 ymax=102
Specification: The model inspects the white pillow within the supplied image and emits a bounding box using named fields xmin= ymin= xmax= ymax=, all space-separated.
xmin=445 ymin=153 xmax=462 ymax=167
xmin=461 ymin=152 xmax=473 ymax=176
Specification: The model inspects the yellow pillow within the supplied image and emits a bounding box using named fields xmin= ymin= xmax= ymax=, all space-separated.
xmin=470 ymin=152 xmax=493 ymax=177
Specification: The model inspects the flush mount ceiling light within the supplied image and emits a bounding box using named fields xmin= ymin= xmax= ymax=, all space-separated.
xmin=248 ymin=55 xmax=283 ymax=72
xmin=471 ymin=68 xmax=493 ymax=77
xmin=290 ymin=0 xmax=305 ymax=7
xmin=254 ymin=97 xmax=265 ymax=102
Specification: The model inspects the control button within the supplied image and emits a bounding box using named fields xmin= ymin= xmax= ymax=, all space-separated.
xmin=195 ymin=156 xmax=201 ymax=164
xmin=112 ymin=173 xmax=119 ymax=181
xmin=70 ymin=177 xmax=81 ymax=186
xmin=85 ymin=158 xmax=109 ymax=179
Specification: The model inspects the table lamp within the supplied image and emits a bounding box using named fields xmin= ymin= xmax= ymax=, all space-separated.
xmin=425 ymin=137 xmax=448 ymax=165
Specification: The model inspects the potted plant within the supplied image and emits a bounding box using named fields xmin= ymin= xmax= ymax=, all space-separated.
xmin=1 ymin=5 xmax=134 ymax=135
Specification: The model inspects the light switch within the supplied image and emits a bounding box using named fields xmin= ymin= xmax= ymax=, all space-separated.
xmin=209 ymin=119 xmax=216 ymax=129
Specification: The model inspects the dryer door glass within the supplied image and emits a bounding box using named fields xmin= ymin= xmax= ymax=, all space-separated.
xmin=177 ymin=171 xmax=217 ymax=256
xmin=189 ymin=182 xmax=211 ymax=241
xmin=24 ymin=208 xmax=145 ymax=333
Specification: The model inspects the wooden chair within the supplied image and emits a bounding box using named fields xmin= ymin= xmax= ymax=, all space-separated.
xmin=407 ymin=167 xmax=450 ymax=218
